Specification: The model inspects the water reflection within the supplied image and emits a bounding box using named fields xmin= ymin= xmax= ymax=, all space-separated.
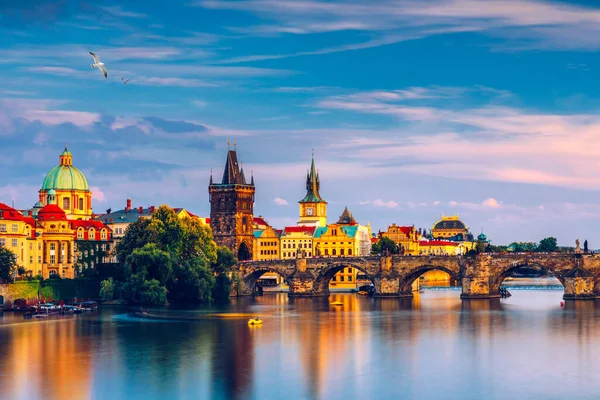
xmin=2 ymin=289 xmax=600 ymax=399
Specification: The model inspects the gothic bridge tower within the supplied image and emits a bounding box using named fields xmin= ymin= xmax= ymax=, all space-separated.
xmin=209 ymin=143 xmax=255 ymax=260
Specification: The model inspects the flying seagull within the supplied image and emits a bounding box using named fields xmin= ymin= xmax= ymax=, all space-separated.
xmin=89 ymin=52 xmax=107 ymax=78
xmin=121 ymin=77 xmax=131 ymax=84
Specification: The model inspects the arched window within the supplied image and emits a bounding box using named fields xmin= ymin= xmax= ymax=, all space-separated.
xmin=89 ymin=228 xmax=95 ymax=239
xmin=348 ymin=249 xmax=352 ymax=256
xmin=100 ymin=229 xmax=107 ymax=240
xmin=325 ymin=249 xmax=329 ymax=256
xmin=63 ymin=197 xmax=70 ymax=210
xmin=79 ymin=198 xmax=84 ymax=210
xmin=340 ymin=249 xmax=345 ymax=256
xmin=77 ymin=229 xmax=84 ymax=239
xmin=332 ymin=249 xmax=337 ymax=256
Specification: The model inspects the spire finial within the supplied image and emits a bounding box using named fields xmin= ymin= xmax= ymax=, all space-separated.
xmin=65 ymin=143 xmax=68 ymax=151
xmin=234 ymin=140 xmax=237 ymax=150
xmin=227 ymin=140 xmax=230 ymax=149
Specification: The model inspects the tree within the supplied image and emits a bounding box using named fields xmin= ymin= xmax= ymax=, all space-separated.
xmin=0 ymin=246 xmax=17 ymax=282
xmin=100 ymin=278 xmax=115 ymax=301
xmin=371 ymin=237 xmax=400 ymax=255
xmin=584 ymin=240 xmax=589 ymax=253
xmin=115 ymin=206 xmax=230 ymax=305
xmin=476 ymin=240 xmax=488 ymax=254
xmin=537 ymin=237 xmax=558 ymax=253
xmin=508 ymin=242 xmax=537 ymax=252
xmin=139 ymin=279 xmax=167 ymax=306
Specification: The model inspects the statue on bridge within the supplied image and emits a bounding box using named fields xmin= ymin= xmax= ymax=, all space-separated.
xmin=575 ymin=239 xmax=582 ymax=254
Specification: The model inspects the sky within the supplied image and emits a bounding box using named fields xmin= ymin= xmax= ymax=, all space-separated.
xmin=1 ymin=0 xmax=600 ymax=246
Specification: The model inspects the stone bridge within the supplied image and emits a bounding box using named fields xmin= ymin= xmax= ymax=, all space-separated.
xmin=233 ymin=253 xmax=600 ymax=300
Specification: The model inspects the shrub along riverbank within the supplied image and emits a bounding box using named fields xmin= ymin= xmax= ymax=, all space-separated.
xmin=0 ymin=278 xmax=100 ymax=303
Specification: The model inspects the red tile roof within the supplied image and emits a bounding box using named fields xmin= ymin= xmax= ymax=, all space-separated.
xmin=419 ymin=240 xmax=458 ymax=246
xmin=0 ymin=202 xmax=27 ymax=222
xmin=253 ymin=217 xmax=268 ymax=227
xmin=283 ymin=226 xmax=316 ymax=235
xmin=70 ymin=220 xmax=112 ymax=241
xmin=37 ymin=204 xmax=67 ymax=221
xmin=205 ymin=218 xmax=211 ymax=224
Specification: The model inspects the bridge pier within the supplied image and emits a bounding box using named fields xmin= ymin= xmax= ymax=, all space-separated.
xmin=563 ymin=277 xmax=597 ymax=300
xmin=459 ymin=277 xmax=500 ymax=299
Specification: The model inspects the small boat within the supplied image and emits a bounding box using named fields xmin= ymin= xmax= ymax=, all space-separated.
xmin=34 ymin=313 xmax=49 ymax=318
xmin=330 ymin=301 xmax=343 ymax=306
xmin=248 ymin=318 xmax=263 ymax=325
xmin=357 ymin=291 xmax=368 ymax=296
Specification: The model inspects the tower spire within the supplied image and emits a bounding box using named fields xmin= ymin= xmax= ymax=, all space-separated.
xmin=300 ymin=151 xmax=325 ymax=203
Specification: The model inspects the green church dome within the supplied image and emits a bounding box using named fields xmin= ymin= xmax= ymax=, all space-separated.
xmin=41 ymin=145 xmax=89 ymax=191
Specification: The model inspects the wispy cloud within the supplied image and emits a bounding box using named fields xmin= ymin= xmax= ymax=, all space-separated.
xmin=100 ymin=6 xmax=148 ymax=19
xmin=200 ymin=0 xmax=600 ymax=63
xmin=273 ymin=197 xmax=288 ymax=206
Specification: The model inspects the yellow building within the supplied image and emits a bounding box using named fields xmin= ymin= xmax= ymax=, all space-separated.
xmin=298 ymin=154 xmax=327 ymax=227
xmin=36 ymin=195 xmax=75 ymax=279
xmin=280 ymin=226 xmax=315 ymax=259
xmin=381 ymin=224 xmax=420 ymax=255
xmin=38 ymin=145 xmax=93 ymax=220
xmin=431 ymin=214 xmax=469 ymax=239
xmin=0 ymin=202 xmax=39 ymax=274
xmin=419 ymin=239 xmax=461 ymax=255
xmin=253 ymin=217 xmax=281 ymax=261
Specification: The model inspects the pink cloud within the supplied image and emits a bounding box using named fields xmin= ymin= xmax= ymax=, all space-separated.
xmin=273 ymin=197 xmax=288 ymax=206
xmin=372 ymin=199 xmax=398 ymax=208
xmin=90 ymin=186 xmax=107 ymax=202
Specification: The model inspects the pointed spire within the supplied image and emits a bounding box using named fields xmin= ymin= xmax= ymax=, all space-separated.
xmin=240 ymin=163 xmax=247 ymax=184
xmin=300 ymin=152 xmax=325 ymax=203
xmin=251 ymin=169 xmax=254 ymax=186
xmin=209 ymin=168 xmax=213 ymax=185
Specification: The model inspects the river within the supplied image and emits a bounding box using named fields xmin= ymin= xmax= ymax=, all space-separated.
xmin=1 ymin=278 xmax=599 ymax=400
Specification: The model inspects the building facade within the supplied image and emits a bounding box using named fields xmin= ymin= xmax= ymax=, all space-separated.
xmin=209 ymin=147 xmax=255 ymax=260
xmin=381 ymin=224 xmax=420 ymax=255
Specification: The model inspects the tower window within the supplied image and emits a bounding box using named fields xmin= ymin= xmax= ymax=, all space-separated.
xmin=63 ymin=197 xmax=70 ymax=210
xmin=79 ymin=198 xmax=84 ymax=210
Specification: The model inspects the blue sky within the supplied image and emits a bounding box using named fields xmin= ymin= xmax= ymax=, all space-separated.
xmin=1 ymin=0 xmax=600 ymax=245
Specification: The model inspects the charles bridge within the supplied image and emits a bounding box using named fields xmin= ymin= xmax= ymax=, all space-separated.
xmin=234 ymin=253 xmax=600 ymax=300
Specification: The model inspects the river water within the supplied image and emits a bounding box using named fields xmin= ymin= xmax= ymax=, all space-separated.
xmin=1 ymin=278 xmax=600 ymax=400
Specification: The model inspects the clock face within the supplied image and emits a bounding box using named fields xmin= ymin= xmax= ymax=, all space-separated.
xmin=306 ymin=207 xmax=314 ymax=216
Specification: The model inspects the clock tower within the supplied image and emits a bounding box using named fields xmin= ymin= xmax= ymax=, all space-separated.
xmin=298 ymin=153 xmax=327 ymax=227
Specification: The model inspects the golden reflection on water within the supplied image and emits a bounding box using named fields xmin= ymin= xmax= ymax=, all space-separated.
xmin=0 ymin=317 xmax=93 ymax=400
xmin=3 ymin=291 xmax=600 ymax=400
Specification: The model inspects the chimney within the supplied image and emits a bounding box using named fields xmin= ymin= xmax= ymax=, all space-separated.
xmin=28 ymin=210 xmax=32 ymax=216
xmin=138 ymin=206 xmax=143 ymax=214
xmin=126 ymin=198 xmax=132 ymax=211
xmin=149 ymin=206 xmax=155 ymax=213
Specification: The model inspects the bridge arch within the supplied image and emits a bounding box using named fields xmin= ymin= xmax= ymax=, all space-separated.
xmin=490 ymin=262 xmax=566 ymax=294
xmin=398 ymin=264 xmax=461 ymax=294
xmin=239 ymin=265 xmax=292 ymax=295
xmin=313 ymin=261 xmax=376 ymax=295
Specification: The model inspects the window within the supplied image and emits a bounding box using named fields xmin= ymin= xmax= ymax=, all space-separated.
xmin=63 ymin=197 xmax=70 ymax=210
xmin=340 ymin=276 xmax=344 ymax=282
xmin=89 ymin=229 xmax=95 ymax=239
xmin=347 ymin=267 xmax=352 ymax=273
xmin=50 ymin=255 xmax=55 ymax=264
xmin=348 ymin=275 xmax=353 ymax=282
xmin=0 ymin=224 xmax=5 ymax=232
xmin=332 ymin=249 xmax=337 ymax=256
xmin=77 ymin=229 xmax=84 ymax=239
xmin=0 ymin=238 xmax=5 ymax=246
xmin=79 ymin=198 xmax=84 ymax=210
xmin=340 ymin=249 xmax=345 ymax=256
xmin=101 ymin=230 xmax=107 ymax=240
xmin=348 ymin=249 xmax=352 ymax=256
xmin=11 ymin=224 xmax=18 ymax=232
xmin=50 ymin=243 xmax=56 ymax=251
xmin=12 ymin=239 xmax=18 ymax=247
xmin=49 ymin=270 xmax=56 ymax=276
xmin=29 ymin=243 xmax=33 ymax=250
xmin=29 ymin=256 xmax=33 ymax=264
xmin=38 ymin=256 xmax=42 ymax=263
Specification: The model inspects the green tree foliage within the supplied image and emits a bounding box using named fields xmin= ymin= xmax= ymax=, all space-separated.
xmin=508 ymin=242 xmax=537 ymax=252
xmin=537 ymin=237 xmax=558 ymax=253
xmin=116 ymin=205 xmax=234 ymax=305
xmin=371 ymin=237 xmax=400 ymax=255
xmin=99 ymin=278 xmax=115 ymax=301
xmin=0 ymin=246 xmax=17 ymax=282
xmin=476 ymin=240 xmax=488 ymax=254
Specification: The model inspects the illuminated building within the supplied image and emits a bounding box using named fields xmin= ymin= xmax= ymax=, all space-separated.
xmin=380 ymin=224 xmax=420 ymax=255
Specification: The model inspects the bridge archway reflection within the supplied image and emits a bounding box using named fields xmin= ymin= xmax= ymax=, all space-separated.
xmin=491 ymin=263 xmax=565 ymax=294
xmin=313 ymin=263 xmax=375 ymax=295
